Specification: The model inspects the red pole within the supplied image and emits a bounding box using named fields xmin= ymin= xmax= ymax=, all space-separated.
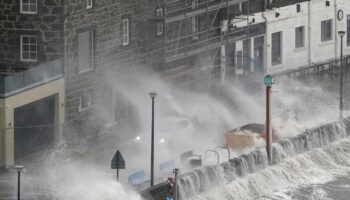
xmin=266 ymin=86 xmax=272 ymax=164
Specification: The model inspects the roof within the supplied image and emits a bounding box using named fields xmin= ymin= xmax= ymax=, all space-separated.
xmin=229 ymin=123 xmax=265 ymax=134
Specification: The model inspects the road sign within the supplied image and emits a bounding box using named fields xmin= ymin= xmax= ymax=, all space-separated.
xmin=111 ymin=150 xmax=125 ymax=169
xmin=166 ymin=196 xmax=173 ymax=200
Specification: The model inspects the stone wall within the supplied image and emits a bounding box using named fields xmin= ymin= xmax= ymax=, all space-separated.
xmin=0 ymin=0 xmax=64 ymax=72
xmin=63 ymin=0 xmax=162 ymax=142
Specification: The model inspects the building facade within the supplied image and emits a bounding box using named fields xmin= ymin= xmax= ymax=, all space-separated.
xmin=228 ymin=0 xmax=350 ymax=75
xmin=1 ymin=0 xmax=350 ymax=168
xmin=0 ymin=0 xmax=65 ymax=168
xmin=0 ymin=0 xmax=65 ymax=73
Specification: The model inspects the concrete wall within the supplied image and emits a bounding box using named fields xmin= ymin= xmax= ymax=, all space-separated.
xmin=0 ymin=78 xmax=65 ymax=168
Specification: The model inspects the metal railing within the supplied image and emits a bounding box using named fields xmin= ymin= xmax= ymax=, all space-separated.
xmin=273 ymin=56 xmax=350 ymax=79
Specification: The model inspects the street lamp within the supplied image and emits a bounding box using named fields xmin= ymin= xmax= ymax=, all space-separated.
xmin=338 ymin=30 xmax=345 ymax=119
xmin=264 ymin=74 xmax=273 ymax=164
xmin=149 ymin=92 xmax=157 ymax=186
xmin=15 ymin=165 xmax=24 ymax=200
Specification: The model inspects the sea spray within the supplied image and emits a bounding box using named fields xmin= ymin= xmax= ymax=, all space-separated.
xmin=177 ymin=118 xmax=350 ymax=200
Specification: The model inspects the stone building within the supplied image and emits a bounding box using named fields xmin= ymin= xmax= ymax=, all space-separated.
xmin=63 ymin=0 xmax=155 ymax=144
xmin=0 ymin=0 xmax=65 ymax=168
xmin=0 ymin=0 xmax=65 ymax=73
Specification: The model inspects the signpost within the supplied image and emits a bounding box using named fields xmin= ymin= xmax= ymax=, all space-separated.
xmin=111 ymin=150 xmax=125 ymax=180
xmin=173 ymin=168 xmax=179 ymax=200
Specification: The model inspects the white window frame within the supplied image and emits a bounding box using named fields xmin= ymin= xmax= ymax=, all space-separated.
xmin=86 ymin=0 xmax=93 ymax=9
xmin=271 ymin=31 xmax=282 ymax=66
xmin=156 ymin=8 xmax=163 ymax=17
xmin=20 ymin=35 xmax=37 ymax=62
xmin=78 ymin=92 xmax=92 ymax=111
xmin=122 ymin=19 xmax=130 ymax=46
xmin=321 ymin=19 xmax=333 ymax=42
xmin=20 ymin=0 xmax=37 ymax=14
xmin=156 ymin=23 xmax=164 ymax=36
xmin=295 ymin=26 xmax=305 ymax=48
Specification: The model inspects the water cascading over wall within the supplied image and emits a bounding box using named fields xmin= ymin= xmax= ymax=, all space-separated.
xmin=177 ymin=117 xmax=350 ymax=199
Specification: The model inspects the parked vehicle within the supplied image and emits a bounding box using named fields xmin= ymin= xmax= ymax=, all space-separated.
xmin=225 ymin=123 xmax=279 ymax=150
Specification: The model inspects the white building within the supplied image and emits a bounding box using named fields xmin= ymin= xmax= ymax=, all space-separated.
xmin=227 ymin=0 xmax=350 ymax=75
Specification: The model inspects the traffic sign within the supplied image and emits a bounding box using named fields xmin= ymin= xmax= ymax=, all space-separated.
xmin=111 ymin=150 xmax=125 ymax=169
xmin=166 ymin=196 xmax=173 ymax=200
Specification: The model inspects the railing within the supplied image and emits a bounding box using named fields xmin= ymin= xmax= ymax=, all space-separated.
xmin=0 ymin=59 xmax=63 ymax=97
xmin=273 ymin=55 xmax=350 ymax=79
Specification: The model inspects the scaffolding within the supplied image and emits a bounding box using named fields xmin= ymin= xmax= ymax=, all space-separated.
xmin=160 ymin=0 xmax=250 ymax=82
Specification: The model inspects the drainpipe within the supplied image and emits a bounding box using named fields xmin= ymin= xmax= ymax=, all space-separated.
xmin=262 ymin=11 xmax=268 ymax=74
xmin=334 ymin=0 xmax=338 ymax=59
xmin=64 ymin=18 xmax=67 ymax=77
xmin=307 ymin=1 xmax=311 ymax=66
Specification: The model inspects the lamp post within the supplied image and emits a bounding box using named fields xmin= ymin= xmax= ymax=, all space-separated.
xmin=264 ymin=75 xmax=273 ymax=164
xmin=149 ymin=92 xmax=157 ymax=186
xmin=173 ymin=168 xmax=179 ymax=200
xmin=15 ymin=165 xmax=24 ymax=200
xmin=338 ymin=31 xmax=345 ymax=119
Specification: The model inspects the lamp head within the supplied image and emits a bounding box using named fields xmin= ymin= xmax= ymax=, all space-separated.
xmin=338 ymin=31 xmax=346 ymax=37
xmin=149 ymin=92 xmax=157 ymax=99
xmin=15 ymin=165 xmax=24 ymax=173
xmin=264 ymin=74 xmax=274 ymax=87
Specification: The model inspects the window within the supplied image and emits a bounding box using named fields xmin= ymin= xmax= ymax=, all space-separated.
xmin=20 ymin=0 xmax=37 ymax=14
xmin=236 ymin=50 xmax=243 ymax=72
xmin=20 ymin=35 xmax=37 ymax=62
xmin=296 ymin=4 xmax=301 ymax=13
xmin=78 ymin=31 xmax=94 ymax=73
xmin=86 ymin=0 xmax=93 ymax=9
xmin=243 ymin=39 xmax=251 ymax=73
xmin=347 ymin=15 xmax=350 ymax=46
xmin=79 ymin=91 xmax=92 ymax=111
xmin=156 ymin=8 xmax=163 ymax=17
xmin=271 ymin=31 xmax=282 ymax=65
xmin=295 ymin=26 xmax=305 ymax=48
xmin=156 ymin=23 xmax=164 ymax=36
xmin=321 ymin=19 xmax=333 ymax=42
xmin=122 ymin=19 xmax=129 ymax=46
xmin=239 ymin=3 xmax=243 ymax=13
